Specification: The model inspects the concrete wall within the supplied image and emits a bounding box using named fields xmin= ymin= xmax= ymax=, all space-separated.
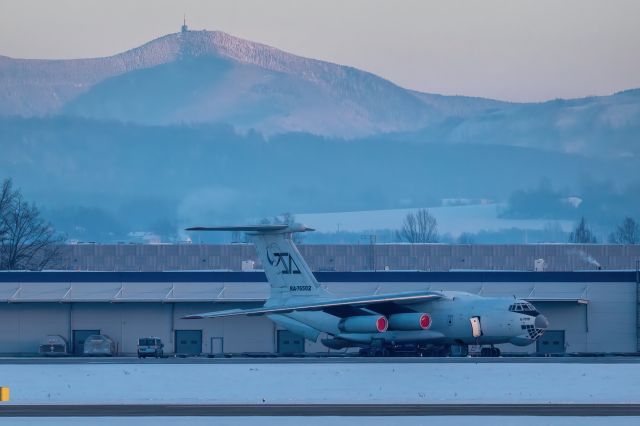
xmin=0 ymin=302 xmax=276 ymax=355
xmin=70 ymin=303 xmax=173 ymax=354
xmin=173 ymin=304 xmax=275 ymax=354
xmin=0 ymin=304 xmax=69 ymax=354
xmin=59 ymin=244 xmax=640 ymax=272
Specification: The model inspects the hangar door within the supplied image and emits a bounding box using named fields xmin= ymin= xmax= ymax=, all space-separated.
xmin=175 ymin=330 xmax=202 ymax=355
xmin=73 ymin=330 xmax=100 ymax=355
xmin=537 ymin=330 xmax=565 ymax=354
xmin=277 ymin=330 xmax=305 ymax=354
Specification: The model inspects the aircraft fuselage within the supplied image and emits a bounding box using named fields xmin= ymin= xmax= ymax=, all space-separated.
xmin=273 ymin=291 xmax=548 ymax=349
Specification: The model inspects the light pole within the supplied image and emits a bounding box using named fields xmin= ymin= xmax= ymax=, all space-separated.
xmin=360 ymin=234 xmax=377 ymax=271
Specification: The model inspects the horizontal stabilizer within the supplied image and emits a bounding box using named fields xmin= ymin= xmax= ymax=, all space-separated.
xmin=182 ymin=291 xmax=442 ymax=319
xmin=186 ymin=224 xmax=314 ymax=234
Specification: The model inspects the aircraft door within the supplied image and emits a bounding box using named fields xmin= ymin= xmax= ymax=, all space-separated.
xmin=470 ymin=316 xmax=482 ymax=338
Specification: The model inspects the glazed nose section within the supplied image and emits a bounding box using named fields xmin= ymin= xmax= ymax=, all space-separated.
xmin=535 ymin=314 xmax=549 ymax=329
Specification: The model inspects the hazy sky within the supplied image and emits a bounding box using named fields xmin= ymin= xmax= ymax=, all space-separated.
xmin=1 ymin=0 xmax=639 ymax=102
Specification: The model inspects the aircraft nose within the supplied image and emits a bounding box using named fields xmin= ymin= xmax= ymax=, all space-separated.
xmin=535 ymin=314 xmax=549 ymax=329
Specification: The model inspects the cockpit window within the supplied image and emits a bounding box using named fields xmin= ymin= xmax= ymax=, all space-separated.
xmin=509 ymin=302 xmax=539 ymax=315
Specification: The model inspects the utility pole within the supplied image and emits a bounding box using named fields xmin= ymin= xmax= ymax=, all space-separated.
xmin=360 ymin=234 xmax=377 ymax=271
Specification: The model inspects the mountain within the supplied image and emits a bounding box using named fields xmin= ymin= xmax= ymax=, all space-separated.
xmin=398 ymin=89 xmax=640 ymax=158
xmin=0 ymin=30 xmax=441 ymax=137
xmin=1 ymin=29 xmax=639 ymax=156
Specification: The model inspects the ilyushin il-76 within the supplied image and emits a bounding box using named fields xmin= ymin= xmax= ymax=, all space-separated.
xmin=184 ymin=224 xmax=548 ymax=356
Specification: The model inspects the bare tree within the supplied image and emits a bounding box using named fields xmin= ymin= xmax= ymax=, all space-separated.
xmin=0 ymin=179 xmax=15 ymax=243
xmin=274 ymin=212 xmax=303 ymax=243
xmin=608 ymin=217 xmax=639 ymax=244
xmin=457 ymin=232 xmax=475 ymax=244
xmin=0 ymin=178 xmax=62 ymax=270
xmin=396 ymin=209 xmax=439 ymax=243
xmin=258 ymin=212 xmax=302 ymax=243
xmin=568 ymin=217 xmax=597 ymax=244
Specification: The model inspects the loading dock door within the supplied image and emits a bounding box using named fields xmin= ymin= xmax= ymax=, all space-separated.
xmin=277 ymin=330 xmax=305 ymax=354
xmin=73 ymin=330 xmax=100 ymax=355
xmin=537 ymin=330 xmax=565 ymax=354
xmin=175 ymin=330 xmax=202 ymax=355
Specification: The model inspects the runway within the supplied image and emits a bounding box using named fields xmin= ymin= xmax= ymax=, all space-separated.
xmin=2 ymin=404 xmax=640 ymax=417
xmin=0 ymin=355 xmax=638 ymax=364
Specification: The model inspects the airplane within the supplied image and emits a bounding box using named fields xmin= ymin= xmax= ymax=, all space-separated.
xmin=184 ymin=223 xmax=549 ymax=356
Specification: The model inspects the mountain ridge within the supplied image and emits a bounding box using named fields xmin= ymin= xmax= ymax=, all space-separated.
xmin=1 ymin=29 xmax=639 ymax=154
xmin=2 ymin=30 xmax=445 ymax=136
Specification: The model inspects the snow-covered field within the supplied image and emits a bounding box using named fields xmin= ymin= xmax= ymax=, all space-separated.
xmin=297 ymin=204 xmax=573 ymax=236
xmin=0 ymin=362 xmax=638 ymax=405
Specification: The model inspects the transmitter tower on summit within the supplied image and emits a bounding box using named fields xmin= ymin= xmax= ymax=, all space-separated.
xmin=181 ymin=15 xmax=188 ymax=33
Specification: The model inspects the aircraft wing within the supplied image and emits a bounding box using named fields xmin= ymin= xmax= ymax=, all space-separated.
xmin=183 ymin=291 xmax=442 ymax=319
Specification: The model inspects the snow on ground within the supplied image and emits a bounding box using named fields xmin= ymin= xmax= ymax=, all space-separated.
xmin=0 ymin=362 xmax=638 ymax=405
xmin=0 ymin=418 xmax=639 ymax=426
xmin=296 ymin=204 xmax=573 ymax=236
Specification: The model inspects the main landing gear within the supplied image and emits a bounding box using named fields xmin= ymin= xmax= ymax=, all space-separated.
xmin=358 ymin=347 xmax=391 ymax=357
xmin=359 ymin=343 xmax=469 ymax=357
xmin=480 ymin=345 xmax=501 ymax=357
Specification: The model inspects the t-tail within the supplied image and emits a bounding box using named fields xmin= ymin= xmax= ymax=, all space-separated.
xmin=185 ymin=224 xmax=327 ymax=303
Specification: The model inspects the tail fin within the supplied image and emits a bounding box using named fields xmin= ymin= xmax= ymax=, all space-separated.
xmin=186 ymin=224 xmax=326 ymax=302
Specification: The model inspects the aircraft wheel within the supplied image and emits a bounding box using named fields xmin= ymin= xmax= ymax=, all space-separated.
xmin=458 ymin=345 xmax=469 ymax=357
xmin=492 ymin=348 xmax=501 ymax=357
xmin=441 ymin=345 xmax=452 ymax=357
xmin=480 ymin=347 xmax=492 ymax=357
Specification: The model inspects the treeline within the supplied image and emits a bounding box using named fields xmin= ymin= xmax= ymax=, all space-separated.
xmin=501 ymin=179 xmax=640 ymax=229
xmin=392 ymin=209 xmax=639 ymax=244
xmin=1 ymin=116 xmax=639 ymax=244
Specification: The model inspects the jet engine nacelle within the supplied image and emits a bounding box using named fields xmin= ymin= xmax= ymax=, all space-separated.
xmin=338 ymin=315 xmax=388 ymax=333
xmin=388 ymin=313 xmax=431 ymax=331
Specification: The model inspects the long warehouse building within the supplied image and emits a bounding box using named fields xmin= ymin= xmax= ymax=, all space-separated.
xmin=60 ymin=244 xmax=640 ymax=272
xmin=1 ymin=270 xmax=638 ymax=356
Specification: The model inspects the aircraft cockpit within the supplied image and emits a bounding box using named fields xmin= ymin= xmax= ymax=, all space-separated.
xmin=508 ymin=302 xmax=539 ymax=316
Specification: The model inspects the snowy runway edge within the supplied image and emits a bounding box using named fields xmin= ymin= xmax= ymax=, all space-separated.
xmin=1 ymin=403 xmax=640 ymax=417
xmin=0 ymin=362 xmax=638 ymax=405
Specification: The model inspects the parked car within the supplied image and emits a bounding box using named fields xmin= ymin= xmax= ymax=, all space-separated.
xmin=137 ymin=337 xmax=164 ymax=358
xmin=83 ymin=334 xmax=116 ymax=356
xmin=39 ymin=335 xmax=68 ymax=356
